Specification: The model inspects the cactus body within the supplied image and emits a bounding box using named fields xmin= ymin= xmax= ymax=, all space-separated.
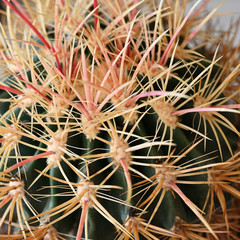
xmin=0 ymin=1 xmax=240 ymax=239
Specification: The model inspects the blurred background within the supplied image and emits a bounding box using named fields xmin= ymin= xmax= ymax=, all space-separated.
xmin=188 ymin=0 xmax=240 ymax=46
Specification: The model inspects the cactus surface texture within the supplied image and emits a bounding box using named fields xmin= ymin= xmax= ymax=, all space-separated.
xmin=0 ymin=0 xmax=240 ymax=239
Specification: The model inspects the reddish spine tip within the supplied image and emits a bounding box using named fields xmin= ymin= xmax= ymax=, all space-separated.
xmin=93 ymin=0 xmax=99 ymax=32
xmin=2 ymin=0 xmax=63 ymax=74
xmin=76 ymin=200 xmax=89 ymax=240
xmin=0 ymin=84 xmax=23 ymax=95
xmin=26 ymin=83 xmax=52 ymax=103
xmin=5 ymin=151 xmax=55 ymax=173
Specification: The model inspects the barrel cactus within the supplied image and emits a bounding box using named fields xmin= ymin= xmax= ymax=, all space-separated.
xmin=0 ymin=0 xmax=240 ymax=239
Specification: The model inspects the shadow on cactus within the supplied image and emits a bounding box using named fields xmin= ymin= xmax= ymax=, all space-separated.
xmin=0 ymin=0 xmax=240 ymax=239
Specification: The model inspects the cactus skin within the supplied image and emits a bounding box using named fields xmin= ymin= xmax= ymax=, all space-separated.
xmin=0 ymin=0 xmax=240 ymax=239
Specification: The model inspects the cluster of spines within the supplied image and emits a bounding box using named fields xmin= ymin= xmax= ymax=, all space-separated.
xmin=0 ymin=0 xmax=240 ymax=239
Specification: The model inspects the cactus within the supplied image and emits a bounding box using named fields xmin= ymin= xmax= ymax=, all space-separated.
xmin=0 ymin=0 xmax=240 ymax=239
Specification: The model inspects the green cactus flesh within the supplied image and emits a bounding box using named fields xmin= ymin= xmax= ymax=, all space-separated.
xmin=0 ymin=1 xmax=240 ymax=239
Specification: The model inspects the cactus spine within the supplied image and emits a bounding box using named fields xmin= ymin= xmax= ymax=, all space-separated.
xmin=0 ymin=0 xmax=240 ymax=239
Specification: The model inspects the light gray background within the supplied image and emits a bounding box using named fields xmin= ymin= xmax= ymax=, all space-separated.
xmin=187 ymin=0 xmax=240 ymax=45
